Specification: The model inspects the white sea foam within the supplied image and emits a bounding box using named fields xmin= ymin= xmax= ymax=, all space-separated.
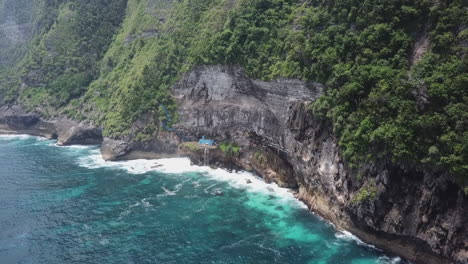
xmin=78 ymin=149 xmax=166 ymax=174
xmin=159 ymin=179 xmax=195 ymax=197
xmin=141 ymin=198 xmax=152 ymax=208
xmin=378 ymin=256 xmax=403 ymax=264
xmin=118 ymin=209 xmax=131 ymax=220
xmin=160 ymin=187 xmax=177 ymax=196
xmin=152 ymin=158 xmax=304 ymax=207
xmin=53 ymin=144 xmax=96 ymax=149
xmin=77 ymin=152 xmax=304 ymax=207
xmin=2 ymin=134 xmax=403 ymax=260
xmin=0 ymin=134 xmax=42 ymax=140
xmin=203 ymin=183 xmax=220 ymax=194
xmin=335 ymin=230 xmax=379 ymax=250
xmin=76 ymin=148 xmax=396 ymax=256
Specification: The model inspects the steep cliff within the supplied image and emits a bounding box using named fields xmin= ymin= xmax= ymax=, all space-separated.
xmin=100 ymin=65 xmax=468 ymax=263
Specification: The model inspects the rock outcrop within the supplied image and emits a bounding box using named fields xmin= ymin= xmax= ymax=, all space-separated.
xmin=0 ymin=105 xmax=103 ymax=145
xmin=101 ymin=133 xmax=179 ymax=161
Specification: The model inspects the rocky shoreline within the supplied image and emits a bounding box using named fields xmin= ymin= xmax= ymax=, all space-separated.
xmin=0 ymin=105 xmax=103 ymax=145
xmin=0 ymin=123 xmax=457 ymax=264
xmin=1 ymin=65 xmax=466 ymax=264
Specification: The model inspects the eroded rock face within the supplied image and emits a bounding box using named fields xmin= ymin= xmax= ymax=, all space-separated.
xmin=56 ymin=119 xmax=103 ymax=145
xmin=0 ymin=105 xmax=103 ymax=145
xmin=0 ymin=105 xmax=56 ymax=138
xmin=172 ymin=65 xmax=323 ymax=142
xmin=100 ymin=132 xmax=180 ymax=161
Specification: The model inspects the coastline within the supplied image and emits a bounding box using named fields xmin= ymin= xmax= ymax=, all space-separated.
xmin=0 ymin=101 xmax=463 ymax=264
xmin=0 ymin=132 xmax=409 ymax=263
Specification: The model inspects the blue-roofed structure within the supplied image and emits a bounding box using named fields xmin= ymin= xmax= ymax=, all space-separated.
xmin=198 ymin=136 xmax=215 ymax=146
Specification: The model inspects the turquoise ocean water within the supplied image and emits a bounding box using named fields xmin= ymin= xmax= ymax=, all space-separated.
xmin=0 ymin=135 xmax=405 ymax=264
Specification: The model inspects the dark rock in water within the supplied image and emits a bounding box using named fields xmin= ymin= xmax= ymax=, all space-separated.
xmin=246 ymin=179 xmax=252 ymax=184
xmin=99 ymin=125 xmax=179 ymax=161
xmin=101 ymin=138 xmax=129 ymax=161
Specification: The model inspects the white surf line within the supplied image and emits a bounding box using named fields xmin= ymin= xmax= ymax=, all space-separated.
xmin=3 ymin=134 xmax=405 ymax=262
xmin=78 ymin=151 xmax=303 ymax=205
xmin=50 ymin=144 xmax=96 ymax=149
xmin=335 ymin=230 xmax=379 ymax=250
xmin=75 ymin=148 xmax=400 ymax=260
xmin=0 ymin=134 xmax=100 ymax=150
xmin=0 ymin=134 xmax=45 ymax=140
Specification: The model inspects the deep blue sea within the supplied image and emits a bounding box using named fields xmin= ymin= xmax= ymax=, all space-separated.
xmin=0 ymin=135 xmax=404 ymax=264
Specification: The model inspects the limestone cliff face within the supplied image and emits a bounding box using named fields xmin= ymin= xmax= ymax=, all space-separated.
xmin=172 ymin=65 xmax=324 ymax=143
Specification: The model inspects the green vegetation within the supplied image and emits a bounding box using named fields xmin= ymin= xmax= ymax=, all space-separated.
xmin=305 ymin=0 xmax=468 ymax=184
xmin=0 ymin=0 xmax=466 ymax=184
xmin=180 ymin=142 xmax=202 ymax=152
xmin=0 ymin=0 xmax=37 ymax=71
xmin=220 ymin=142 xmax=241 ymax=156
xmin=1 ymin=0 xmax=127 ymax=108
xmin=352 ymin=180 xmax=378 ymax=204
